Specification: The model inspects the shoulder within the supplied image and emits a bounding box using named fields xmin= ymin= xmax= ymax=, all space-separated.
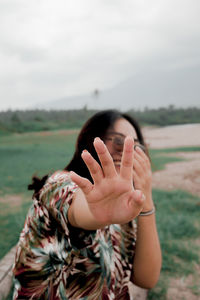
xmin=47 ymin=170 xmax=73 ymax=183
xmin=45 ymin=170 xmax=77 ymax=189
xmin=38 ymin=170 xmax=78 ymax=205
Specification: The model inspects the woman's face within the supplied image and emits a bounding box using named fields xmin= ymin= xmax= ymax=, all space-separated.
xmin=104 ymin=118 xmax=138 ymax=172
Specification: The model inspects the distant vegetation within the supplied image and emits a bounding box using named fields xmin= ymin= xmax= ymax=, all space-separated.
xmin=0 ymin=105 xmax=200 ymax=134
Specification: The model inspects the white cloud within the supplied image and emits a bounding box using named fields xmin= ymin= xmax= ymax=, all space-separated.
xmin=0 ymin=0 xmax=200 ymax=110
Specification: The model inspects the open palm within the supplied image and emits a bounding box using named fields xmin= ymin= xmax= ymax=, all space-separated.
xmin=70 ymin=137 xmax=144 ymax=226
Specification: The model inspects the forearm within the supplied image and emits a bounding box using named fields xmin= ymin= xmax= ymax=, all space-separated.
xmin=68 ymin=188 xmax=104 ymax=230
xmin=132 ymin=213 xmax=162 ymax=289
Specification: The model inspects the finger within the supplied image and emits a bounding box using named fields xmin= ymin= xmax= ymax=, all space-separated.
xmin=130 ymin=189 xmax=145 ymax=206
xmin=134 ymin=143 xmax=146 ymax=153
xmin=93 ymin=137 xmax=117 ymax=178
xmin=135 ymin=146 xmax=150 ymax=166
xmin=132 ymin=170 xmax=141 ymax=187
xmin=133 ymin=157 xmax=144 ymax=177
xmin=70 ymin=171 xmax=93 ymax=195
xmin=134 ymin=147 xmax=150 ymax=170
xmin=120 ymin=136 xmax=134 ymax=180
xmin=81 ymin=150 xmax=104 ymax=184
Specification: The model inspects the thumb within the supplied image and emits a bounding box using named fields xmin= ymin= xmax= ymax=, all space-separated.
xmin=130 ymin=189 xmax=145 ymax=207
xmin=70 ymin=171 xmax=93 ymax=195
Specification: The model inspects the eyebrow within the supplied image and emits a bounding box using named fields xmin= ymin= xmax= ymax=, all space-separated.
xmin=106 ymin=131 xmax=126 ymax=137
xmin=106 ymin=131 xmax=139 ymax=142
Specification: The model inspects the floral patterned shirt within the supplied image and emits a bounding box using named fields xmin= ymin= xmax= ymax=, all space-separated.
xmin=13 ymin=171 xmax=137 ymax=300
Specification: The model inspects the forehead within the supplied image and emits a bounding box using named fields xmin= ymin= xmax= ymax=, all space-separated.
xmin=113 ymin=118 xmax=137 ymax=138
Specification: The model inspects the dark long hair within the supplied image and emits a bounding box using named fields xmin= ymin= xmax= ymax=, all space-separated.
xmin=65 ymin=109 xmax=147 ymax=182
xmin=29 ymin=109 xmax=147 ymax=196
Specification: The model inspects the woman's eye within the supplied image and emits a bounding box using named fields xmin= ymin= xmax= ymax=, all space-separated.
xmin=114 ymin=138 xmax=124 ymax=145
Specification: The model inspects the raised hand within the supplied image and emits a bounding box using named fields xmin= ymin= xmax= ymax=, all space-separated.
xmin=70 ymin=136 xmax=145 ymax=228
xmin=133 ymin=145 xmax=153 ymax=211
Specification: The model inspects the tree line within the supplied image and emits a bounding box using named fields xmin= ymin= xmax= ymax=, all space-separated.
xmin=0 ymin=106 xmax=200 ymax=134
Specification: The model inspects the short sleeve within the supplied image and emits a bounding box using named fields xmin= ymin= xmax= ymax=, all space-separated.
xmin=12 ymin=171 xmax=96 ymax=299
xmin=40 ymin=171 xmax=96 ymax=248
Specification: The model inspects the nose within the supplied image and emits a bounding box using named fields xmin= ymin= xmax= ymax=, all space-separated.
xmin=114 ymin=144 xmax=124 ymax=153
xmin=113 ymin=137 xmax=124 ymax=153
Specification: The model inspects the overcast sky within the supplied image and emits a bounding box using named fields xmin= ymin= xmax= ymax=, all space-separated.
xmin=0 ymin=0 xmax=200 ymax=111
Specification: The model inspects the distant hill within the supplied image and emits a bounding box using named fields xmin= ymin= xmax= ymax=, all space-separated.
xmin=34 ymin=65 xmax=200 ymax=111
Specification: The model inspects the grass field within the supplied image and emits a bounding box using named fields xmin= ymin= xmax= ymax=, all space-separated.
xmin=0 ymin=130 xmax=188 ymax=195
xmin=148 ymin=189 xmax=200 ymax=299
xmin=0 ymin=130 xmax=78 ymax=195
xmin=0 ymin=130 xmax=200 ymax=299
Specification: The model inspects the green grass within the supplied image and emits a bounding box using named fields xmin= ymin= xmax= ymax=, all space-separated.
xmin=149 ymin=148 xmax=183 ymax=172
xmin=148 ymin=189 xmax=200 ymax=299
xmin=0 ymin=130 xmax=78 ymax=195
xmin=0 ymin=130 xmax=79 ymax=259
xmin=2 ymin=134 xmax=197 ymax=195
xmin=0 ymin=195 xmax=31 ymax=258
xmin=149 ymin=146 xmax=200 ymax=171
xmin=152 ymin=146 xmax=200 ymax=153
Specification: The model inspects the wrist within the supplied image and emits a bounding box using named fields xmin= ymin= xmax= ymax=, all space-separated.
xmin=139 ymin=207 xmax=155 ymax=216
xmin=141 ymin=193 xmax=154 ymax=212
xmin=68 ymin=189 xmax=104 ymax=230
xmin=68 ymin=202 xmax=79 ymax=228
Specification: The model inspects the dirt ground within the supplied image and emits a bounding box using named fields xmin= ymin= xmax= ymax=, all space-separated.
xmin=143 ymin=124 xmax=200 ymax=197
xmin=143 ymin=123 xmax=200 ymax=149
xmin=151 ymin=151 xmax=200 ymax=197
xmin=144 ymin=124 xmax=200 ymax=300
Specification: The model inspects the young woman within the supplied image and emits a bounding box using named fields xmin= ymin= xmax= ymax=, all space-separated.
xmin=13 ymin=110 xmax=161 ymax=299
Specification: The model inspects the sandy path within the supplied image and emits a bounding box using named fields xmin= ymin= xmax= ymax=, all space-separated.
xmin=143 ymin=124 xmax=200 ymax=197
xmin=152 ymin=152 xmax=200 ymax=196
xmin=143 ymin=123 xmax=200 ymax=149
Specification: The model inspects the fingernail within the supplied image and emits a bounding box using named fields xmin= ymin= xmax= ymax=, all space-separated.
xmin=134 ymin=145 xmax=139 ymax=153
xmin=81 ymin=149 xmax=89 ymax=156
xmin=94 ymin=137 xmax=104 ymax=144
xmin=136 ymin=145 xmax=142 ymax=153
